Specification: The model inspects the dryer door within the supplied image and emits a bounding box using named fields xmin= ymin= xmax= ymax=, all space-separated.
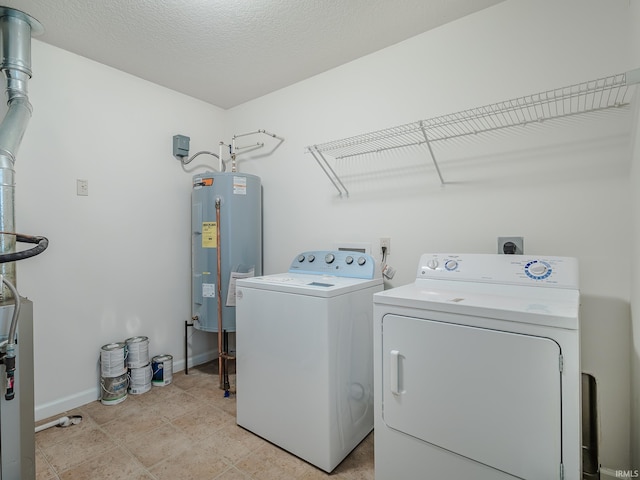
xmin=381 ymin=314 xmax=562 ymax=479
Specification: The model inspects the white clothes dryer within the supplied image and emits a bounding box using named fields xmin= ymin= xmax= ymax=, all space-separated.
xmin=373 ymin=253 xmax=580 ymax=480
xmin=236 ymin=250 xmax=383 ymax=472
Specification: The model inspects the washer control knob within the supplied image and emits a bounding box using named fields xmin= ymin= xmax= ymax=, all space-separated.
xmin=325 ymin=253 xmax=335 ymax=264
xmin=357 ymin=256 xmax=366 ymax=266
xmin=307 ymin=255 xmax=315 ymax=263
xmin=529 ymin=263 xmax=547 ymax=276
xmin=297 ymin=255 xmax=305 ymax=263
xmin=525 ymin=260 xmax=553 ymax=280
xmin=345 ymin=256 xmax=354 ymax=265
xmin=445 ymin=259 xmax=458 ymax=271
xmin=426 ymin=259 xmax=439 ymax=270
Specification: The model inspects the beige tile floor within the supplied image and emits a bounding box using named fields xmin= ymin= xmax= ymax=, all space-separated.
xmin=35 ymin=362 xmax=374 ymax=480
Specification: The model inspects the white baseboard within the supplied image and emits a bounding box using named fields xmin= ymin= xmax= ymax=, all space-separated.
xmin=35 ymin=388 xmax=99 ymax=422
xmin=35 ymin=349 xmax=218 ymax=421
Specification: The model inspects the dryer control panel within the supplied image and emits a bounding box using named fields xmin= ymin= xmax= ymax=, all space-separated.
xmin=289 ymin=250 xmax=376 ymax=279
xmin=416 ymin=253 xmax=578 ymax=288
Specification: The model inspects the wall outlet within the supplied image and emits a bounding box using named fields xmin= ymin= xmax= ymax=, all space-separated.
xmin=380 ymin=237 xmax=391 ymax=255
xmin=498 ymin=236 xmax=523 ymax=255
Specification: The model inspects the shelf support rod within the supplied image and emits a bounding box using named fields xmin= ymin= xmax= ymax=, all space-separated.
xmin=308 ymin=146 xmax=349 ymax=197
xmin=419 ymin=121 xmax=445 ymax=184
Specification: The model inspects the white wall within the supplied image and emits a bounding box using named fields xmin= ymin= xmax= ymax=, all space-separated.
xmin=7 ymin=0 xmax=638 ymax=472
xmin=13 ymin=42 xmax=227 ymax=420
xmin=228 ymin=0 xmax=636 ymax=470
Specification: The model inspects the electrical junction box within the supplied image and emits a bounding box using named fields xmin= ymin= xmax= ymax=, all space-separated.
xmin=173 ymin=134 xmax=190 ymax=158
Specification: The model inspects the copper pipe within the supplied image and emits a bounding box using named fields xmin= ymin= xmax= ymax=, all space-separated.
xmin=215 ymin=198 xmax=224 ymax=389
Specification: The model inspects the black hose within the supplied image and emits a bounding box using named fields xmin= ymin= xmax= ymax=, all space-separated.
xmin=0 ymin=233 xmax=48 ymax=263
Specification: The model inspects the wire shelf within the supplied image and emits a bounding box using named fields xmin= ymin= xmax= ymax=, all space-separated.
xmin=307 ymin=70 xmax=638 ymax=196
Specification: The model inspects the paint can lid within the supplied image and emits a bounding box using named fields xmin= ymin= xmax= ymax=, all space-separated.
xmin=125 ymin=336 xmax=148 ymax=344
xmin=152 ymin=354 xmax=172 ymax=362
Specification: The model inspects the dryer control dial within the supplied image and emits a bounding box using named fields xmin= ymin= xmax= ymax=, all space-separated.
xmin=444 ymin=259 xmax=458 ymax=271
xmin=297 ymin=255 xmax=305 ymax=263
xmin=325 ymin=253 xmax=335 ymax=264
xmin=426 ymin=259 xmax=439 ymax=270
xmin=345 ymin=256 xmax=354 ymax=265
xmin=358 ymin=256 xmax=367 ymax=266
xmin=524 ymin=260 xmax=552 ymax=280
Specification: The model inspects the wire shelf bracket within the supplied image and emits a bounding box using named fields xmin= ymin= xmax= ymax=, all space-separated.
xmin=307 ymin=68 xmax=640 ymax=194
xmin=308 ymin=145 xmax=350 ymax=197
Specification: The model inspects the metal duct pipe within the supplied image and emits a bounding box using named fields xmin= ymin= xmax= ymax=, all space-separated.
xmin=0 ymin=8 xmax=42 ymax=300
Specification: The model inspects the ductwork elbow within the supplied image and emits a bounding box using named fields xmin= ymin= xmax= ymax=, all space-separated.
xmin=0 ymin=8 xmax=42 ymax=166
xmin=0 ymin=94 xmax=32 ymax=168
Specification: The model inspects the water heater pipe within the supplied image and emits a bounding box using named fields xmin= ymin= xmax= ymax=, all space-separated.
xmin=218 ymin=142 xmax=224 ymax=172
xmin=0 ymin=8 xmax=42 ymax=299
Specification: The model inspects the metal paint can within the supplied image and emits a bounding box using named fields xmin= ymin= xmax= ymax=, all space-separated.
xmin=128 ymin=363 xmax=152 ymax=395
xmin=100 ymin=342 xmax=127 ymax=377
xmin=100 ymin=373 xmax=128 ymax=405
xmin=125 ymin=336 xmax=149 ymax=368
xmin=152 ymin=354 xmax=173 ymax=386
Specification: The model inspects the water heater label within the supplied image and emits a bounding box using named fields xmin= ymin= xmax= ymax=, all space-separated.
xmin=202 ymin=283 xmax=215 ymax=298
xmin=202 ymin=222 xmax=217 ymax=248
xmin=233 ymin=176 xmax=247 ymax=195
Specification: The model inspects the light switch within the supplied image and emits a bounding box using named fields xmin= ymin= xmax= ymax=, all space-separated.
xmin=77 ymin=179 xmax=88 ymax=196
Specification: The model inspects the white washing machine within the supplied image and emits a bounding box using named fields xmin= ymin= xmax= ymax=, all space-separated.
xmin=236 ymin=250 xmax=383 ymax=472
xmin=373 ymin=253 xmax=581 ymax=480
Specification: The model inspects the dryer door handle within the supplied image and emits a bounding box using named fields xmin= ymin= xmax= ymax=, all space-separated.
xmin=390 ymin=349 xmax=401 ymax=395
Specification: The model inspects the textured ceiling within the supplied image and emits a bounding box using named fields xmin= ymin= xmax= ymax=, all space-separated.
xmin=3 ymin=0 xmax=504 ymax=109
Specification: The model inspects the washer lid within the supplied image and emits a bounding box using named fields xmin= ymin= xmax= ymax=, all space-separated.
xmin=374 ymin=280 xmax=579 ymax=330
xmin=237 ymin=272 xmax=382 ymax=298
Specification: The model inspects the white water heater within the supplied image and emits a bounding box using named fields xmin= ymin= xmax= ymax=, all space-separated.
xmin=191 ymin=172 xmax=262 ymax=332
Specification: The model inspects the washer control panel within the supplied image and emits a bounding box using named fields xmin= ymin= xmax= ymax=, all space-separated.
xmin=417 ymin=253 xmax=578 ymax=288
xmin=289 ymin=250 xmax=376 ymax=279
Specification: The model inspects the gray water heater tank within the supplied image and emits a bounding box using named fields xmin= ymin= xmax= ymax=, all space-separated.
xmin=191 ymin=172 xmax=262 ymax=332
